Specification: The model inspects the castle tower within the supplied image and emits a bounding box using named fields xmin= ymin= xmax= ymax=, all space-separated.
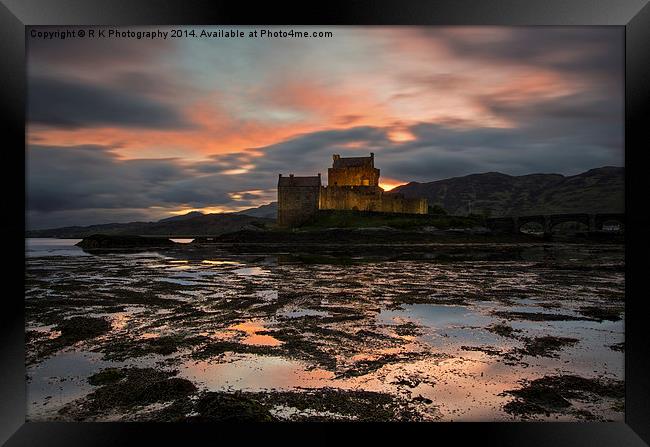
xmin=277 ymin=173 xmax=322 ymax=227
xmin=328 ymin=153 xmax=380 ymax=187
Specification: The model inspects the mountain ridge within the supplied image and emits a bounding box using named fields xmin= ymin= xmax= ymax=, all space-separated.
xmin=27 ymin=213 xmax=273 ymax=238
xmin=391 ymin=166 xmax=623 ymax=217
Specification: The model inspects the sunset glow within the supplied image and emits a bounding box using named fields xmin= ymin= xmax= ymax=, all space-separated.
xmin=380 ymin=178 xmax=406 ymax=191
xmin=387 ymin=129 xmax=417 ymax=143
xmin=27 ymin=26 xmax=623 ymax=228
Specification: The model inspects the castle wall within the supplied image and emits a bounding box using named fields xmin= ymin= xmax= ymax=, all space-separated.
xmin=319 ymin=186 xmax=382 ymax=211
xmin=277 ymin=185 xmax=321 ymax=227
xmin=277 ymin=155 xmax=427 ymax=227
xmin=328 ymin=166 xmax=380 ymax=187
xmin=319 ymin=186 xmax=427 ymax=215
xmin=382 ymin=193 xmax=428 ymax=214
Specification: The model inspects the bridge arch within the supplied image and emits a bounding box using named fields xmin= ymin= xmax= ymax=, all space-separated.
xmin=486 ymin=212 xmax=624 ymax=235
xmin=519 ymin=221 xmax=545 ymax=235
xmin=547 ymin=214 xmax=591 ymax=231
xmin=516 ymin=216 xmax=546 ymax=234
xmin=595 ymin=213 xmax=625 ymax=232
xmin=547 ymin=214 xmax=591 ymax=233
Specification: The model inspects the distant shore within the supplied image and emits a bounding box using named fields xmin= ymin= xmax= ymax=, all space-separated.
xmin=55 ymin=228 xmax=623 ymax=257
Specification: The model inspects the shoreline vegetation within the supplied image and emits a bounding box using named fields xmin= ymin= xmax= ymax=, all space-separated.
xmin=68 ymin=231 xmax=624 ymax=255
xmin=26 ymin=209 xmax=621 ymax=251
xmin=30 ymin=233 xmax=628 ymax=256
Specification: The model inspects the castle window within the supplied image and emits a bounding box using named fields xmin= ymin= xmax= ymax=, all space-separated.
xmin=362 ymin=179 xmax=369 ymax=186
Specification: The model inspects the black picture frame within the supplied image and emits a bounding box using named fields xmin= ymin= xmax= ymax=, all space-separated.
xmin=2 ymin=0 xmax=649 ymax=445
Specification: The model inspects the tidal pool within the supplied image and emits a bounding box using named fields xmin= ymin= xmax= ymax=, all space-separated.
xmin=25 ymin=238 xmax=625 ymax=422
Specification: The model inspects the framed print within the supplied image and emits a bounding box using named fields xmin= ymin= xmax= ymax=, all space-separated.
xmin=1 ymin=0 xmax=649 ymax=445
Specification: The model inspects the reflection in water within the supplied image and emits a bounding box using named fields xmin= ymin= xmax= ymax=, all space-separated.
xmin=379 ymin=304 xmax=490 ymax=328
xmin=26 ymin=238 xmax=88 ymax=257
xmin=27 ymin=351 xmax=133 ymax=420
xmin=234 ymin=266 xmax=269 ymax=276
xmin=202 ymin=260 xmax=242 ymax=266
xmin=181 ymin=354 xmax=335 ymax=391
xmin=25 ymin=240 xmax=625 ymax=421
xmin=228 ymin=321 xmax=283 ymax=346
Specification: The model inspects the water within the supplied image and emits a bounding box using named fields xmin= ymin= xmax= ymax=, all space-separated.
xmin=26 ymin=238 xmax=87 ymax=257
xmin=25 ymin=240 xmax=625 ymax=421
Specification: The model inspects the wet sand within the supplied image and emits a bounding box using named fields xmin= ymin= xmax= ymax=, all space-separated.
xmin=25 ymin=239 xmax=624 ymax=422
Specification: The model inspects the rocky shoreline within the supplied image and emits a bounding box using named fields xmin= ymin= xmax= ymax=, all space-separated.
xmin=71 ymin=228 xmax=623 ymax=254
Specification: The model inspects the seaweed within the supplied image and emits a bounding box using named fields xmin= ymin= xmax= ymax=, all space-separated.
xmin=516 ymin=336 xmax=579 ymax=358
xmin=503 ymin=375 xmax=624 ymax=419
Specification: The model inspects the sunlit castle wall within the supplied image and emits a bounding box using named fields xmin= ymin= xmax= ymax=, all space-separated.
xmin=382 ymin=193 xmax=428 ymax=214
xmin=319 ymin=186 xmax=428 ymax=214
xmin=319 ymin=185 xmax=383 ymax=211
xmin=327 ymin=153 xmax=380 ymax=187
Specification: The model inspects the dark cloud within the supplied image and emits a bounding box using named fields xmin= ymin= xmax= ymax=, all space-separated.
xmin=383 ymin=91 xmax=622 ymax=179
xmin=28 ymin=76 xmax=194 ymax=129
xmin=26 ymin=145 xmax=277 ymax=229
xmin=193 ymin=153 xmax=257 ymax=174
xmin=423 ymin=27 xmax=623 ymax=83
xmin=254 ymin=127 xmax=389 ymax=175
xmin=28 ymin=146 xmax=180 ymax=213
xmin=109 ymin=70 xmax=202 ymax=101
xmin=28 ymin=29 xmax=171 ymax=69
xmin=241 ymin=86 xmax=622 ymax=183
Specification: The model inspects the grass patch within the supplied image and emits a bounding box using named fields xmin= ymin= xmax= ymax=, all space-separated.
xmin=301 ymin=210 xmax=484 ymax=230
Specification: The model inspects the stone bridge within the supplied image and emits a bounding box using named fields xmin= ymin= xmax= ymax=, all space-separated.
xmin=486 ymin=213 xmax=625 ymax=235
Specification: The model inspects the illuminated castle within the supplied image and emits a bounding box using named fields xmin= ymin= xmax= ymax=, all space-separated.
xmin=277 ymin=153 xmax=428 ymax=227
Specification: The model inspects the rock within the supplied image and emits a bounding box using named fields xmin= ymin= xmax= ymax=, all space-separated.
xmin=76 ymin=234 xmax=176 ymax=249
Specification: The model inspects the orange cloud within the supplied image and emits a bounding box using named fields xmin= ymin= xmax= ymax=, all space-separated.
xmin=27 ymin=27 xmax=589 ymax=163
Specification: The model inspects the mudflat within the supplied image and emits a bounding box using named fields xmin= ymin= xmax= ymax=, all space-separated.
xmin=25 ymin=239 xmax=624 ymax=422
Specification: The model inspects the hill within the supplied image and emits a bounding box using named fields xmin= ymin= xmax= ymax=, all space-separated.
xmin=236 ymin=202 xmax=278 ymax=219
xmin=27 ymin=213 xmax=273 ymax=238
xmin=157 ymin=211 xmax=204 ymax=222
xmin=392 ymin=167 xmax=623 ymax=216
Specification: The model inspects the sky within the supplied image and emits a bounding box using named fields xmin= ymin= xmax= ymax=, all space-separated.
xmin=27 ymin=26 xmax=624 ymax=229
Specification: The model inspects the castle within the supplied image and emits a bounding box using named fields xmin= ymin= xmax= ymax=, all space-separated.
xmin=277 ymin=153 xmax=428 ymax=227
